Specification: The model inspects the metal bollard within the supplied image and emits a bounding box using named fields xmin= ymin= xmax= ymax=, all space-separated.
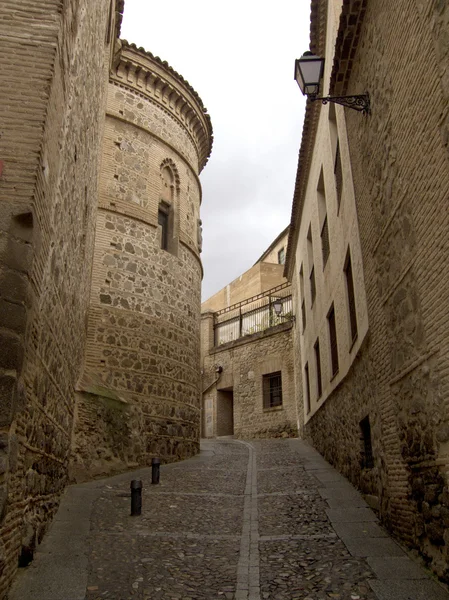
xmin=130 ymin=479 xmax=142 ymax=516
xmin=151 ymin=457 xmax=160 ymax=485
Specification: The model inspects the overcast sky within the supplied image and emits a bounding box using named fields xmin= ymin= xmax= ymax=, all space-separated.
xmin=121 ymin=0 xmax=310 ymax=300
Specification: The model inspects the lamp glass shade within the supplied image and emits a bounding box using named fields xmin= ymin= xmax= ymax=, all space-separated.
xmin=295 ymin=53 xmax=324 ymax=96
xmin=273 ymin=300 xmax=283 ymax=316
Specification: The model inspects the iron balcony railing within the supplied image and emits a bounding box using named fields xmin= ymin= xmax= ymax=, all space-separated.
xmin=213 ymin=282 xmax=293 ymax=346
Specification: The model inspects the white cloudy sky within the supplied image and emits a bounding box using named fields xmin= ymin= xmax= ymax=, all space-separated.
xmin=121 ymin=0 xmax=310 ymax=300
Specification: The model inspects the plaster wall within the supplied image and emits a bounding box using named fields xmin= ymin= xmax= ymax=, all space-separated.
xmin=291 ymin=0 xmax=368 ymax=427
xmin=258 ymin=230 xmax=289 ymax=265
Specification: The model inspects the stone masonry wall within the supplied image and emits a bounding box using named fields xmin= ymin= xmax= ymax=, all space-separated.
xmin=202 ymin=322 xmax=297 ymax=439
xmin=0 ymin=0 xmax=112 ymax=596
xmin=72 ymin=46 xmax=212 ymax=478
xmin=306 ymin=0 xmax=449 ymax=581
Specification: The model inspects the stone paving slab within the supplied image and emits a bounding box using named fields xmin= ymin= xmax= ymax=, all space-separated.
xmin=332 ymin=521 xmax=389 ymax=539
xmin=313 ymin=470 xmax=350 ymax=484
xmin=8 ymin=438 xmax=449 ymax=600
xmin=325 ymin=495 xmax=369 ymax=509
xmin=369 ymin=578 xmax=449 ymax=600
xmin=319 ymin=486 xmax=367 ymax=501
xmin=367 ymin=556 xmax=429 ymax=580
xmin=343 ymin=536 xmax=405 ymax=558
xmin=326 ymin=507 xmax=379 ymax=522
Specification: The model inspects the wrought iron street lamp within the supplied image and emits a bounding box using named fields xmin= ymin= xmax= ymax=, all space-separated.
xmin=294 ymin=51 xmax=370 ymax=114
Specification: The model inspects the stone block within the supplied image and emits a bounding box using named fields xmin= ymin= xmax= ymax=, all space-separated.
xmin=0 ymin=298 xmax=27 ymax=333
xmin=10 ymin=211 xmax=34 ymax=243
xmin=0 ymin=269 xmax=29 ymax=304
xmin=0 ymin=332 xmax=24 ymax=371
xmin=0 ymin=484 xmax=7 ymax=520
xmin=0 ymin=374 xmax=16 ymax=427
xmin=0 ymin=235 xmax=33 ymax=273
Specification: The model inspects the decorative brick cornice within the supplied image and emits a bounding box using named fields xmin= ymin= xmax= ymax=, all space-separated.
xmin=111 ymin=41 xmax=213 ymax=173
xmin=330 ymin=0 xmax=367 ymax=95
xmin=115 ymin=0 xmax=124 ymax=39
xmin=284 ymin=0 xmax=328 ymax=280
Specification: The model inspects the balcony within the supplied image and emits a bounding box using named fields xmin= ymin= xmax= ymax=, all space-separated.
xmin=213 ymin=282 xmax=293 ymax=346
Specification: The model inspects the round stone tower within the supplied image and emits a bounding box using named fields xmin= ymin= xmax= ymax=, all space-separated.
xmin=73 ymin=41 xmax=213 ymax=476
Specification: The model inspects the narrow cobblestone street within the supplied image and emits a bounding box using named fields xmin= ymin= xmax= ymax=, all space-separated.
xmin=9 ymin=439 xmax=449 ymax=600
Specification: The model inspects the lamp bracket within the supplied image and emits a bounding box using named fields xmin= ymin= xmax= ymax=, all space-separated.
xmin=311 ymin=93 xmax=370 ymax=114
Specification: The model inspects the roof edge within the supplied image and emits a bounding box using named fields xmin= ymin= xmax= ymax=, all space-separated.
xmin=254 ymin=225 xmax=290 ymax=266
xmin=284 ymin=0 xmax=328 ymax=280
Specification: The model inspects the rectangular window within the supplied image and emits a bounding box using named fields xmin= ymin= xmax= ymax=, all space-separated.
xmin=344 ymin=250 xmax=358 ymax=344
xmin=304 ymin=363 xmax=311 ymax=414
xmin=299 ymin=265 xmax=306 ymax=332
xmin=334 ymin=139 xmax=343 ymax=211
xmin=321 ymin=215 xmax=330 ymax=267
xmin=360 ymin=416 xmax=374 ymax=469
xmin=317 ymin=169 xmax=330 ymax=268
xmin=158 ymin=206 xmax=169 ymax=250
xmin=310 ymin=266 xmax=316 ymax=307
xmin=278 ymin=247 xmax=285 ymax=265
xmin=314 ymin=339 xmax=322 ymax=398
xmin=263 ymin=372 xmax=283 ymax=409
xmin=327 ymin=304 xmax=339 ymax=377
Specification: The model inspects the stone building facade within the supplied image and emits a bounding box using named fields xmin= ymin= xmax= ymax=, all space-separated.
xmin=202 ymin=229 xmax=298 ymax=439
xmin=0 ymin=0 xmax=212 ymax=595
xmin=71 ymin=41 xmax=212 ymax=481
xmin=286 ymin=0 xmax=449 ymax=581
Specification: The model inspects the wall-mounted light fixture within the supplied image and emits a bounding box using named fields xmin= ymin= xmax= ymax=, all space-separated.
xmin=273 ymin=300 xmax=283 ymax=316
xmin=272 ymin=299 xmax=295 ymax=322
xmin=294 ymin=51 xmax=370 ymax=114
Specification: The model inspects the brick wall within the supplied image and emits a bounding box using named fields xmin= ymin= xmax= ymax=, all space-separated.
xmin=0 ymin=0 xmax=112 ymax=595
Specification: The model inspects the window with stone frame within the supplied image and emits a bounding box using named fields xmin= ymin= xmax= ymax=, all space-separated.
xmin=158 ymin=163 xmax=178 ymax=255
xmin=263 ymin=371 xmax=283 ymax=409
xmin=304 ymin=363 xmax=311 ymax=414
xmin=344 ymin=248 xmax=358 ymax=345
xmin=334 ymin=139 xmax=343 ymax=212
xmin=314 ymin=339 xmax=322 ymax=399
xmin=307 ymin=226 xmax=315 ymax=307
xmin=299 ymin=264 xmax=306 ymax=332
xmin=278 ymin=247 xmax=285 ymax=265
xmin=158 ymin=202 xmax=170 ymax=251
xmin=328 ymin=103 xmax=343 ymax=213
xmin=327 ymin=303 xmax=339 ymax=378
xmin=317 ymin=169 xmax=330 ymax=267
xmin=310 ymin=266 xmax=316 ymax=307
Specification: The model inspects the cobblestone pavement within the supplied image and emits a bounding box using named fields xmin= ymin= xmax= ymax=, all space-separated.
xmin=9 ymin=439 xmax=449 ymax=600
